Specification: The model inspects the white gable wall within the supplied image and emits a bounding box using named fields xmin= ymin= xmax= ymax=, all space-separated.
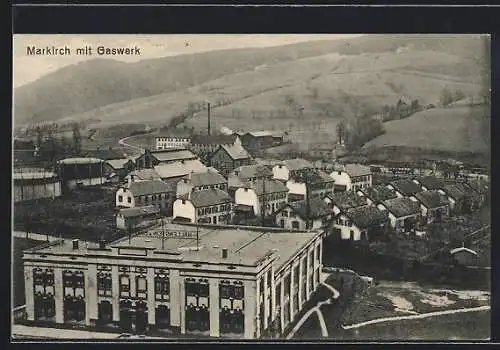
xmin=172 ymin=199 xmax=196 ymax=222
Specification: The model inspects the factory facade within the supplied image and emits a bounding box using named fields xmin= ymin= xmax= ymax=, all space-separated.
xmin=22 ymin=223 xmax=323 ymax=339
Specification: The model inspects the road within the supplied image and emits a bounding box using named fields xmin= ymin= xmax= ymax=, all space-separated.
xmin=118 ymin=135 xmax=146 ymax=154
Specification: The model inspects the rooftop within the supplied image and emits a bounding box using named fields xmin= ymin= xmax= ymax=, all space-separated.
xmin=414 ymin=190 xmax=449 ymax=209
xmin=119 ymin=205 xmax=160 ymax=218
xmin=389 ymin=179 xmax=423 ymax=196
xmin=325 ymin=191 xmax=367 ymax=211
xmin=360 ymin=185 xmax=398 ymax=203
xmin=106 ymin=158 xmax=132 ymax=170
xmin=290 ymin=169 xmax=334 ymax=184
xmin=181 ymin=170 xmax=227 ymax=187
xmin=244 ymin=179 xmax=289 ymax=195
xmin=231 ymin=164 xmax=273 ymax=180
xmin=127 ymin=169 xmax=162 ymax=181
xmin=154 ymin=160 xmax=207 ymax=179
xmin=57 ymin=157 xmax=104 ymax=165
xmin=341 ymin=164 xmax=372 ymax=178
xmin=381 ymin=197 xmax=421 ymax=218
xmin=191 ymin=134 xmax=238 ymax=145
xmin=345 ymin=205 xmax=389 ymax=229
xmin=150 ymin=149 xmax=198 ymax=162
xmin=284 ymin=197 xmax=333 ymax=219
xmin=181 ymin=189 xmax=232 ymax=208
xmin=450 ymin=247 xmax=478 ymax=256
xmin=246 ymin=131 xmax=273 ymax=138
xmin=13 ymin=171 xmax=58 ymax=180
xmin=441 ymin=183 xmax=477 ymax=200
xmin=280 ymin=158 xmax=315 ymax=171
xmin=27 ymin=223 xmax=319 ymax=270
xmin=218 ymin=144 xmax=251 ymax=160
xmin=128 ymin=180 xmax=176 ymax=196
xmin=414 ymin=176 xmax=445 ymax=190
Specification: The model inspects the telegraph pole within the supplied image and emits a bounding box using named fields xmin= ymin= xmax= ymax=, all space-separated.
xmin=261 ymin=178 xmax=266 ymax=227
xmin=161 ymin=217 xmax=165 ymax=250
xmin=207 ymin=102 xmax=211 ymax=136
xmin=305 ymin=171 xmax=311 ymax=230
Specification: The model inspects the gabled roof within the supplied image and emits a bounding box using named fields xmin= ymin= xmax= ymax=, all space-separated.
xmin=343 ymin=164 xmax=372 ymax=178
xmin=183 ymin=189 xmax=232 ymax=208
xmin=243 ymin=179 xmax=289 ymax=195
xmin=360 ymin=185 xmax=398 ymax=203
xmin=128 ymin=180 xmax=175 ymax=196
xmin=441 ymin=183 xmax=478 ymax=201
xmin=450 ymin=247 xmax=478 ymax=255
xmin=381 ymin=197 xmax=421 ymax=218
xmin=154 ymin=160 xmax=207 ymax=179
xmin=389 ymin=179 xmax=423 ymax=196
xmin=181 ymin=170 xmax=227 ymax=187
xmin=127 ymin=169 xmax=162 ymax=181
xmin=325 ymin=192 xmax=367 ymax=211
xmin=119 ymin=205 xmax=160 ymax=218
xmin=290 ymin=169 xmax=334 ymax=184
xmin=218 ymin=144 xmax=251 ymax=160
xmin=150 ymin=149 xmax=197 ymax=162
xmin=283 ymin=197 xmax=332 ymax=220
xmin=191 ymin=134 xmax=238 ymax=145
xmin=345 ymin=205 xmax=388 ymax=230
xmin=464 ymin=181 xmax=488 ymax=194
xmin=280 ymin=158 xmax=315 ymax=171
xmin=106 ymin=158 xmax=132 ymax=170
xmin=414 ymin=190 xmax=449 ymax=209
xmin=414 ymin=176 xmax=445 ymax=190
xmin=232 ymin=164 xmax=273 ymax=180
xmin=228 ymin=175 xmax=248 ymax=189
xmin=246 ymin=131 xmax=273 ymax=138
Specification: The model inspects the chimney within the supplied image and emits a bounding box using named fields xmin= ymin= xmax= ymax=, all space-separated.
xmin=222 ymin=248 xmax=228 ymax=259
xmin=72 ymin=239 xmax=79 ymax=250
xmin=99 ymin=240 xmax=106 ymax=249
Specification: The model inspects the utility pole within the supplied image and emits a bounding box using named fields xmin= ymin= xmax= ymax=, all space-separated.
xmin=161 ymin=217 xmax=165 ymax=250
xmin=261 ymin=178 xmax=266 ymax=227
xmin=305 ymin=170 xmax=312 ymax=230
xmin=207 ymin=102 xmax=211 ymax=136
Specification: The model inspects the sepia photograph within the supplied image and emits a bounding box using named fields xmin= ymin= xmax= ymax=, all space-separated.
xmin=11 ymin=34 xmax=491 ymax=341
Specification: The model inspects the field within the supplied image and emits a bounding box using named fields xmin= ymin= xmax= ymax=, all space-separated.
xmin=13 ymin=237 xmax=43 ymax=306
xmin=365 ymin=105 xmax=490 ymax=154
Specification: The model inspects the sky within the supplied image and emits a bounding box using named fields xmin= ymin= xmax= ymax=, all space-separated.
xmin=12 ymin=34 xmax=363 ymax=88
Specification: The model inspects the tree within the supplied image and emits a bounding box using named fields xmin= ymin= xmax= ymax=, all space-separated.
xmin=439 ymin=86 xmax=454 ymax=106
xmin=454 ymin=89 xmax=465 ymax=102
xmin=72 ymin=123 xmax=82 ymax=155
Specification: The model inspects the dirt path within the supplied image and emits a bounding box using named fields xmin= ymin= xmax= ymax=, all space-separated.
xmin=341 ymin=305 xmax=490 ymax=330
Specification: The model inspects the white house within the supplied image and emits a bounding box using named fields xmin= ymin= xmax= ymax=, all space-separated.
xmin=377 ymin=197 xmax=422 ymax=234
xmin=234 ymin=179 xmax=289 ymax=217
xmin=176 ymin=169 xmax=228 ymax=197
xmin=115 ymin=177 xmax=176 ymax=213
xmin=172 ymin=189 xmax=232 ymax=224
xmin=275 ymin=197 xmax=333 ymax=231
xmin=272 ymin=158 xmax=315 ymax=182
xmin=229 ymin=164 xmax=274 ymax=183
xmin=409 ymin=190 xmax=449 ymax=224
xmin=286 ymin=170 xmax=335 ymax=202
xmin=329 ymin=164 xmax=372 ymax=192
xmin=332 ymin=205 xmax=389 ymax=241
xmin=154 ymin=129 xmax=192 ymax=150
xmin=116 ymin=205 xmax=160 ymax=230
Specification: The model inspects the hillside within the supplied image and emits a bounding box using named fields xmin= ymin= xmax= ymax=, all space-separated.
xmin=14 ymin=35 xmax=488 ymax=127
xmin=364 ymin=105 xmax=490 ymax=154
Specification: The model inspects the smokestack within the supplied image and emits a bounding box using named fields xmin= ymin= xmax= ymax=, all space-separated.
xmin=72 ymin=239 xmax=79 ymax=250
xmin=207 ymin=102 xmax=211 ymax=136
xmin=222 ymin=248 xmax=228 ymax=259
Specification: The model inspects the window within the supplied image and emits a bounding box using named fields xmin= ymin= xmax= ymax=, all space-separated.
xmin=292 ymin=221 xmax=300 ymax=230
xmin=182 ymin=200 xmax=186 ymax=204
xmin=156 ymin=305 xmax=170 ymax=329
xmin=136 ymin=275 xmax=147 ymax=299
xmin=118 ymin=195 xmax=123 ymax=202
xmin=127 ymin=197 xmax=132 ymax=203
xmin=63 ymin=270 xmax=85 ymax=298
xmin=282 ymin=211 xmax=288 ymax=217
xmin=97 ymin=272 xmax=112 ymax=297
xmin=119 ymin=275 xmax=130 ymax=298
xmin=155 ymin=275 xmax=170 ymax=301
xmin=64 ymin=296 xmax=85 ymax=322
xmin=34 ymin=294 xmax=55 ymax=320
xmin=97 ymin=301 xmax=113 ymax=325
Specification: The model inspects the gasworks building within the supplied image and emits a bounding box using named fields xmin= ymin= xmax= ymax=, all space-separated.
xmin=22 ymin=223 xmax=323 ymax=339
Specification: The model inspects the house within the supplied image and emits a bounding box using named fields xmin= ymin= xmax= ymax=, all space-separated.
xmin=241 ymin=131 xmax=281 ymax=153
xmin=125 ymin=168 xmax=162 ymax=183
xmin=286 ymin=170 xmax=335 ymax=202
xmin=438 ymin=183 xmax=478 ymax=214
xmin=115 ymin=178 xmax=176 ymax=215
xmin=234 ymin=179 xmax=289 ymax=217
xmin=387 ymin=179 xmax=424 ymax=198
xmin=329 ymin=164 xmax=372 ymax=192
xmin=116 ymin=205 xmax=160 ymax=230
xmin=323 ymin=191 xmax=368 ymax=216
xmin=377 ymin=197 xmax=422 ymax=234
xmin=230 ymin=164 xmax=274 ymax=182
xmin=176 ymin=169 xmax=228 ymax=197
xmin=272 ymin=158 xmax=315 ymax=182
xmin=275 ymin=197 xmax=333 ymax=231
xmin=332 ymin=205 xmax=389 ymax=241
xmin=209 ymin=143 xmax=252 ymax=176
xmin=154 ymin=129 xmax=192 ymax=150
xmin=189 ymin=134 xmax=241 ymax=156
xmin=450 ymin=246 xmax=479 ymax=266
xmin=135 ymin=148 xmax=198 ymax=169
xmin=410 ymin=190 xmax=450 ymax=224
xmin=172 ymin=189 xmax=232 ymax=224
xmin=412 ymin=176 xmax=446 ymax=191
xmin=105 ymin=158 xmax=135 ymax=182
xmin=357 ymin=185 xmax=398 ymax=206
xmin=153 ymin=159 xmax=208 ymax=182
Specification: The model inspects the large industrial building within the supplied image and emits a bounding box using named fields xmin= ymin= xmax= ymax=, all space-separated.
xmin=22 ymin=223 xmax=323 ymax=339
xmin=13 ymin=169 xmax=62 ymax=202
xmin=56 ymin=157 xmax=108 ymax=192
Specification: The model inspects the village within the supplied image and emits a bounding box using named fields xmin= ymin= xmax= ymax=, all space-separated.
xmin=12 ymin=103 xmax=490 ymax=340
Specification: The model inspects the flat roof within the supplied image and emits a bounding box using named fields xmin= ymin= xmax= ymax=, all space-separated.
xmin=26 ymin=224 xmax=320 ymax=271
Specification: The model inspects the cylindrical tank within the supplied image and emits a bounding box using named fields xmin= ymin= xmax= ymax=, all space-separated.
xmin=56 ymin=157 xmax=107 ymax=191
xmin=13 ymin=169 xmax=62 ymax=202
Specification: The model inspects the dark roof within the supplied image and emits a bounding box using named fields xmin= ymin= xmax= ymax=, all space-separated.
xmin=128 ymin=180 xmax=176 ymax=196
xmin=187 ymin=189 xmax=232 ymax=208
xmin=171 ymin=216 xmax=192 ymax=223
xmin=246 ymin=179 xmax=289 ymax=195
xmin=389 ymin=179 xmax=423 ymax=196
xmin=127 ymin=169 xmax=162 ymax=181
xmin=82 ymin=149 xmax=125 ymax=160
xmin=119 ymin=205 xmax=160 ymax=218
xmin=360 ymin=185 xmax=398 ymax=203
xmin=106 ymin=158 xmax=133 ymax=170
xmin=381 ymin=197 xmax=421 ymax=218
xmin=464 ymin=181 xmax=488 ymax=194
xmin=345 ymin=206 xmax=388 ymax=230
xmin=219 ymin=144 xmax=251 ymax=160
xmin=232 ymin=164 xmax=273 ymax=180
xmin=155 ymin=128 xmax=192 ymax=138
xmin=182 ymin=170 xmax=227 ymax=187
xmin=281 ymin=158 xmax=315 ymax=171
xmin=290 ymin=170 xmax=334 ymax=184
xmin=343 ymin=164 xmax=371 ymax=177
xmin=191 ymin=134 xmax=238 ymax=145
xmin=285 ymin=197 xmax=332 ymax=220
xmin=441 ymin=183 xmax=477 ymax=200
xmin=414 ymin=176 xmax=445 ymax=190
xmin=325 ymin=192 xmax=367 ymax=211
xmin=149 ymin=149 xmax=197 ymax=162
xmin=414 ymin=190 xmax=449 ymax=209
